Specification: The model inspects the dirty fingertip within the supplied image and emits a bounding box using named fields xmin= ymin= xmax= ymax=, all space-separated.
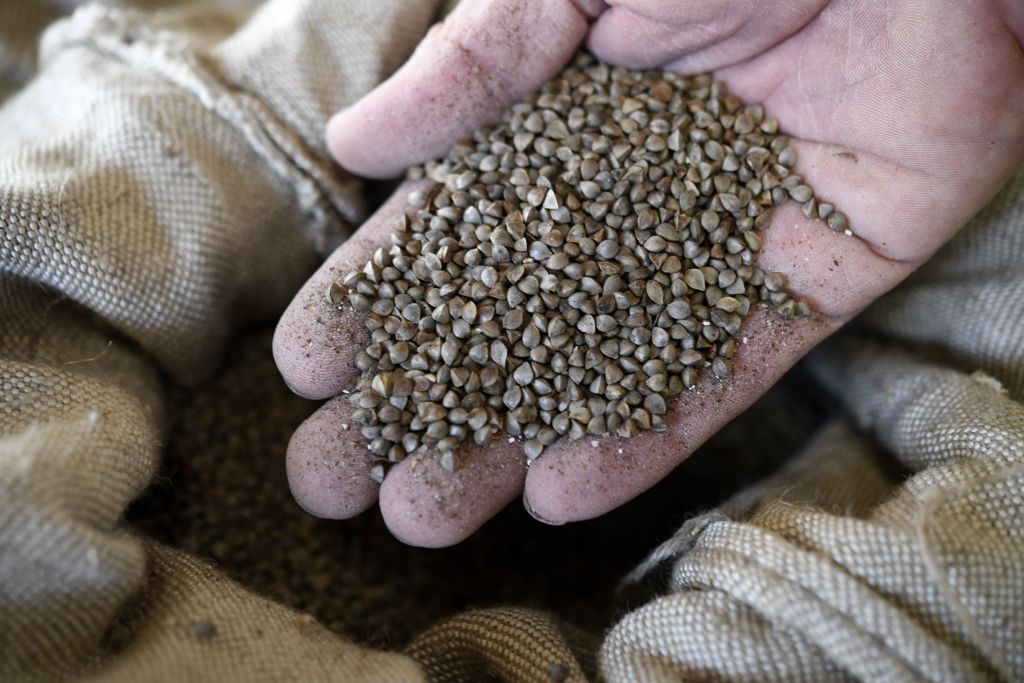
xmin=378 ymin=443 xmax=527 ymax=548
xmin=286 ymin=398 xmax=379 ymax=519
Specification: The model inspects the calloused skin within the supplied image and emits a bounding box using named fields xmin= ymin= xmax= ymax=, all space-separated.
xmin=274 ymin=0 xmax=1024 ymax=546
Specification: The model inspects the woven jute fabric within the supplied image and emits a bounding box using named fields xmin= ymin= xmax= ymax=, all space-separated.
xmin=2 ymin=2 xmax=1022 ymax=682
xmin=1 ymin=1 xmax=437 ymax=680
xmin=83 ymin=544 xmax=424 ymax=682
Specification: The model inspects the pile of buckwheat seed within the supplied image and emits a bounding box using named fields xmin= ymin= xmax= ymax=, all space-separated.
xmin=333 ymin=52 xmax=846 ymax=475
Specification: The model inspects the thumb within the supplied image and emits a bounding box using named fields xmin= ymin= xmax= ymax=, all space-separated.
xmin=326 ymin=0 xmax=605 ymax=179
xmin=587 ymin=0 xmax=825 ymax=73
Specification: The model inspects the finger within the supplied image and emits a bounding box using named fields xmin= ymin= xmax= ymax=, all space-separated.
xmin=378 ymin=440 xmax=527 ymax=548
xmin=274 ymin=178 xmax=530 ymax=541
xmin=325 ymin=0 xmax=604 ymax=179
xmin=273 ymin=181 xmax=431 ymax=400
xmin=524 ymin=203 xmax=896 ymax=523
xmin=588 ymin=0 xmax=825 ymax=73
xmin=287 ymin=395 xmax=379 ymax=519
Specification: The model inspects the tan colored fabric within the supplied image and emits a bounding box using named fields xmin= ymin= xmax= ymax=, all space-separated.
xmin=408 ymin=608 xmax=595 ymax=683
xmin=83 ymin=544 xmax=424 ymax=682
xmin=1 ymin=0 xmax=436 ymax=680
xmin=1 ymin=279 xmax=162 ymax=682
xmin=2 ymin=1 xmax=1023 ymax=682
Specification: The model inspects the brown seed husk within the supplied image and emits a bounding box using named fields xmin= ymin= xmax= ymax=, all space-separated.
xmin=336 ymin=52 xmax=843 ymax=472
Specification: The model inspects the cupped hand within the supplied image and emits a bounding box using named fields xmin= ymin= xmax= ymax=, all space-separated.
xmin=274 ymin=0 xmax=1024 ymax=546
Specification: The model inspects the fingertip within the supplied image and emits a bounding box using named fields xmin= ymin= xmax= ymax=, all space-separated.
xmin=378 ymin=443 xmax=528 ymax=547
xmin=377 ymin=459 xmax=478 ymax=548
xmin=326 ymin=106 xmax=406 ymax=180
xmin=521 ymin=490 xmax=566 ymax=526
xmin=523 ymin=438 xmax=645 ymax=524
xmin=272 ymin=296 xmax=355 ymax=400
xmin=378 ymin=488 xmax=469 ymax=549
xmin=324 ymin=110 xmax=349 ymax=171
xmin=286 ymin=399 xmax=379 ymax=519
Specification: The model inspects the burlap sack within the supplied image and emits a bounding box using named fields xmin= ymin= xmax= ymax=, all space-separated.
xmin=1 ymin=1 xmax=436 ymax=679
xmin=2 ymin=1 xmax=1022 ymax=681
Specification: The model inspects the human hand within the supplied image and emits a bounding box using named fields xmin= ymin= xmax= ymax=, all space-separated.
xmin=274 ymin=0 xmax=1024 ymax=546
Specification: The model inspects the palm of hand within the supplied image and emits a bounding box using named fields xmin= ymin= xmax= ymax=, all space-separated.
xmin=274 ymin=0 xmax=1024 ymax=546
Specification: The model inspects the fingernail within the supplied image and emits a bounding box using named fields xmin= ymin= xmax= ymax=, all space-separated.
xmin=523 ymin=493 xmax=564 ymax=526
